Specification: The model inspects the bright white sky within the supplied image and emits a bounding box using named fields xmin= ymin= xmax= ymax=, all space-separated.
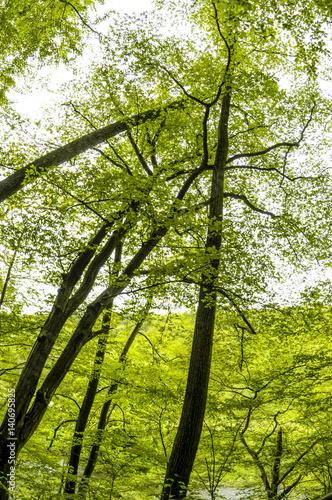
xmin=9 ymin=0 xmax=154 ymax=116
xmin=106 ymin=0 xmax=153 ymax=12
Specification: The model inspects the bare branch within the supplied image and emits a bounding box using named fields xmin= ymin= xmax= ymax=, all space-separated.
xmin=225 ymin=163 xmax=321 ymax=182
xmin=160 ymin=65 xmax=207 ymax=106
xmin=223 ymin=192 xmax=277 ymax=218
xmin=257 ymin=415 xmax=279 ymax=456
xmin=278 ymin=440 xmax=319 ymax=486
xmin=227 ymin=141 xmax=300 ymax=164
xmin=48 ymin=419 xmax=76 ymax=450
xmin=0 ymin=229 xmax=24 ymax=310
xmin=0 ymin=100 xmax=185 ymax=203
xmin=68 ymin=100 xmax=134 ymax=175
xmin=240 ymin=429 xmax=271 ymax=493
xmin=138 ymin=332 xmax=168 ymax=362
xmin=54 ymin=393 xmax=81 ymax=412
xmin=158 ymin=408 xmax=168 ymax=459
xmin=0 ymin=363 xmax=26 ymax=377
xmin=229 ymin=124 xmax=268 ymax=140
xmin=126 ymin=129 xmax=153 ymax=175
xmin=45 ymin=179 xmax=110 ymax=223
xmin=58 ymin=0 xmax=100 ymax=36
xmin=209 ymin=2 xmax=232 ymax=105
xmin=277 ymin=474 xmax=302 ymax=499
xmin=228 ymin=102 xmax=316 ymax=165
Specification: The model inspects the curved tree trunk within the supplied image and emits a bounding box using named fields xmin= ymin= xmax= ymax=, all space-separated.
xmin=161 ymin=90 xmax=231 ymax=500
xmin=64 ymin=243 xmax=122 ymax=496
xmin=78 ymin=299 xmax=152 ymax=498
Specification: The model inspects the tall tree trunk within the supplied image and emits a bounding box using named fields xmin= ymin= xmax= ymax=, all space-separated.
xmin=78 ymin=299 xmax=152 ymax=498
xmin=63 ymin=311 xmax=112 ymax=497
xmin=161 ymin=91 xmax=231 ymax=500
xmin=0 ymin=221 xmax=126 ymax=499
xmin=63 ymin=244 xmax=122 ymax=496
xmin=270 ymin=428 xmax=283 ymax=498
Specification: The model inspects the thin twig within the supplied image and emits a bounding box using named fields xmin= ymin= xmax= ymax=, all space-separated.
xmin=58 ymin=0 xmax=101 ymax=36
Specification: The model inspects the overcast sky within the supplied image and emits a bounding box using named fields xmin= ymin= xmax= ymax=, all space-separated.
xmin=9 ymin=0 xmax=154 ymax=116
xmin=108 ymin=0 xmax=153 ymax=11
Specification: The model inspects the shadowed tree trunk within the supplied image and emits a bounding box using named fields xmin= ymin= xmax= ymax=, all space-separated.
xmin=161 ymin=89 xmax=231 ymax=500
xmin=0 ymin=143 xmax=207 ymax=499
xmin=78 ymin=298 xmax=153 ymax=498
xmin=63 ymin=243 xmax=122 ymax=496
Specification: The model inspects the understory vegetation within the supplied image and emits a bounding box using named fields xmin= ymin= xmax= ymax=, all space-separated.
xmin=2 ymin=303 xmax=332 ymax=499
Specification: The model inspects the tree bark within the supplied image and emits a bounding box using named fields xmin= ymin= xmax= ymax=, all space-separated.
xmin=161 ymin=91 xmax=231 ymax=500
xmin=271 ymin=428 xmax=283 ymax=497
xmin=0 ymin=218 xmax=129 ymax=497
xmin=0 ymin=159 xmax=203 ymax=499
xmin=78 ymin=299 xmax=152 ymax=498
xmin=63 ymin=244 xmax=122 ymax=496
xmin=0 ymin=100 xmax=184 ymax=203
xmin=1 ymin=222 xmax=169 ymax=475
xmin=317 ymin=493 xmax=332 ymax=500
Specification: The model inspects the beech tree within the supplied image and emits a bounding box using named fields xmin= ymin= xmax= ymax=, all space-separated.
xmin=0 ymin=0 xmax=100 ymax=100
xmin=0 ymin=0 xmax=332 ymax=499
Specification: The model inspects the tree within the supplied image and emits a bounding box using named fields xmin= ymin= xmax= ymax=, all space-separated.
xmin=0 ymin=0 xmax=100 ymax=100
xmin=0 ymin=0 xmax=332 ymax=498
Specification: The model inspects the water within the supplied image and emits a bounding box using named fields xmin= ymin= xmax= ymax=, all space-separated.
xmin=193 ymin=487 xmax=242 ymax=499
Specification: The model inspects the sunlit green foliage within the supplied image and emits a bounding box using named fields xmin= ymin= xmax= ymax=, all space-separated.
xmin=1 ymin=305 xmax=332 ymax=499
xmin=1 ymin=0 xmax=332 ymax=498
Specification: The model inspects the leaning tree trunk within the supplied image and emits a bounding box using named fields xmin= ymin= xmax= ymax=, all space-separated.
xmin=0 ymin=100 xmax=185 ymax=203
xmin=78 ymin=299 xmax=152 ymax=498
xmin=63 ymin=243 xmax=122 ymax=496
xmin=63 ymin=310 xmax=112 ymax=497
xmin=161 ymin=90 xmax=231 ymax=500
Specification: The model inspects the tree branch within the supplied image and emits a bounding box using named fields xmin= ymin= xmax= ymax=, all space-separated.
xmin=47 ymin=419 xmax=76 ymax=450
xmin=227 ymin=140 xmax=300 ymax=164
xmin=278 ymin=440 xmax=319 ymax=486
xmin=160 ymin=65 xmax=207 ymax=106
xmin=45 ymin=179 xmax=110 ymax=223
xmin=227 ymin=103 xmax=316 ymax=164
xmin=209 ymin=2 xmax=232 ymax=105
xmin=277 ymin=474 xmax=302 ymax=499
xmin=225 ymin=163 xmax=321 ymax=182
xmin=126 ymin=129 xmax=153 ymax=175
xmin=0 ymin=229 xmax=24 ymax=310
xmin=0 ymin=100 xmax=185 ymax=203
xmin=223 ymin=192 xmax=277 ymax=218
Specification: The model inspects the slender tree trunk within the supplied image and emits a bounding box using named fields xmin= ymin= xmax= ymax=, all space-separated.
xmin=78 ymin=300 xmax=152 ymax=498
xmin=64 ymin=244 xmax=122 ymax=496
xmin=271 ymin=428 xmax=283 ymax=498
xmin=0 ymin=229 xmax=24 ymax=311
xmin=63 ymin=311 xmax=112 ymax=497
xmin=0 ymin=221 xmax=127 ymax=498
xmin=0 ymin=224 xmax=168 ymax=497
xmin=161 ymin=91 xmax=231 ymax=500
